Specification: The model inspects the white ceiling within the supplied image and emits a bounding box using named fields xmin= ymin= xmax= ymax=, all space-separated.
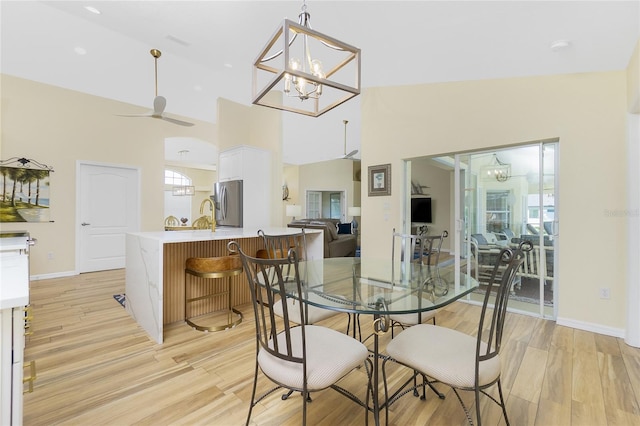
xmin=2 ymin=1 xmax=639 ymax=166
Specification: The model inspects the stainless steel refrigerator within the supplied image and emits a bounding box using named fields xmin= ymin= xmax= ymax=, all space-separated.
xmin=213 ymin=180 xmax=243 ymax=227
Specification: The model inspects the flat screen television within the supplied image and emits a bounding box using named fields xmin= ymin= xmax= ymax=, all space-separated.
xmin=411 ymin=197 xmax=432 ymax=223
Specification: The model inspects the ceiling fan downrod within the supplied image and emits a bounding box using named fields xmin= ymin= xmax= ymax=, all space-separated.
xmin=150 ymin=49 xmax=161 ymax=97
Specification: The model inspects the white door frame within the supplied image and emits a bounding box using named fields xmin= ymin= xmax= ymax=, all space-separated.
xmin=75 ymin=161 xmax=141 ymax=273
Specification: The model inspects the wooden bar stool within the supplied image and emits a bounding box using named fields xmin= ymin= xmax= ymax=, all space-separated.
xmin=185 ymin=255 xmax=243 ymax=332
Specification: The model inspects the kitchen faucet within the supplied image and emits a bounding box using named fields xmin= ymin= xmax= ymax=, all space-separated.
xmin=200 ymin=198 xmax=216 ymax=232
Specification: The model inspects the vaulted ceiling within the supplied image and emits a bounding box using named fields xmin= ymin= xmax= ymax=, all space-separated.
xmin=2 ymin=1 xmax=639 ymax=165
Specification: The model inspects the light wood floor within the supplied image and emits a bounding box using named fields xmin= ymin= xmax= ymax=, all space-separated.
xmin=23 ymin=269 xmax=640 ymax=425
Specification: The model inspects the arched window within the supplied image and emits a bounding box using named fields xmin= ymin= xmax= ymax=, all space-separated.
xmin=164 ymin=169 xmax=192 ymax=224
xmin=164 ymin=169 xmax=192 ymax=187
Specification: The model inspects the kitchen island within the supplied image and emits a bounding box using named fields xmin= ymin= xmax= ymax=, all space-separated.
xmin=125 ymin=227 xmax=323 ymax=343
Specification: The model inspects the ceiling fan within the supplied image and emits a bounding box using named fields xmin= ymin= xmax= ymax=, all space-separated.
xmin=117 ymin=49 xmax=194 ymax=127
xmin=339 ymin=120 xmax=358 ymax=159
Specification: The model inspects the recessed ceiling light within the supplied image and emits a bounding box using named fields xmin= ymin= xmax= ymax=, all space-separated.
xmin=550 ymin=39 xmax=571 ymax=52
xmin=84 ymin=6 xmax=101 ymax=15
xmin=74 ymin=47 xmax=87 ymax=55
xmin=224 ymin=63 xmax=233 ymax=69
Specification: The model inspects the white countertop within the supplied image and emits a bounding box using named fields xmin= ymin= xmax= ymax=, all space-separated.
xmin=128 ymin=227 xmax=321 ymax=243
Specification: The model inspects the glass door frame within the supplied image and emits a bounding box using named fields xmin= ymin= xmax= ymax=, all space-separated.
xmin=451 ymin=141 xmax=558 ymax=319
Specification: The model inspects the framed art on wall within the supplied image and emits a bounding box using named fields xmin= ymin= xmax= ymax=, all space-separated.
xmin=0 ymin=157 xmax=53 ymax=222
xmin=368 ymin=163 xmax=391 ymax=196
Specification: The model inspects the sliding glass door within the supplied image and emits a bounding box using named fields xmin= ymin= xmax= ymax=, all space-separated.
xmin=461 ymin=143 xmax=557 ymax=317
xmin=431 ymin=142 xmax=558 ymax=318
xmin=407 ymin=141 xmax=557 ymax=318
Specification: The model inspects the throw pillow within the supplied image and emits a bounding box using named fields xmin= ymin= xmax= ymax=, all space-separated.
xmin=337 ymin=223 xmax=352 ymax=234
xmin=327 ymin=223 xmax=339 ymax=241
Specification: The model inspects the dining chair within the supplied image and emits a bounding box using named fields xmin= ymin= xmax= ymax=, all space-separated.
xmin=382 ymin=241 xmax=533 ymax=426
xmin=192 ymin=215 xmax=211 ymax=230
xmin=389 ymin=229 xmax=446 ymax=336
xmin=228 ymin=241 xmax=372 ymax=426
xmin=164 ymin=215 xmax=179 ymax=227
xmin=421 ymin=230 xmax=449 ymax=266
xmin=257 ymin=229 xmax=340 ymax=325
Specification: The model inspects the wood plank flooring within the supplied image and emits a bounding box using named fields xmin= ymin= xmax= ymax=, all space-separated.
xmin=23 ymin=269 xmax=640 ymax=425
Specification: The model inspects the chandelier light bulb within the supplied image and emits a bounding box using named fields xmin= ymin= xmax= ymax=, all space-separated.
xmin=296 ymin=77 xmax=307 ymax=98
xmin=284 ymin=74 xmax=291 ymax=93
xmin=311 ymin=59 xmax=323 ymax=76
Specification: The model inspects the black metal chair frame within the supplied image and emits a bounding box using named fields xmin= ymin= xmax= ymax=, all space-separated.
xmin=382 ymin=241 xmax=533 ymax=426
xmin=390 ymin=229 xmax=449 ymax=335
xmin=228 ymin=241 xmax=373 ymax=426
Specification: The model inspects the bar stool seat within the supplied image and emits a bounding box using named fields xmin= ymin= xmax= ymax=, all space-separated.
xmin=185 ymin=255 xmax=243 ymax=332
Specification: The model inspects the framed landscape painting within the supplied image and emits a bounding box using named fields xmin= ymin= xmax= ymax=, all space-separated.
xmin=368 ymin=163 xmax=391 ymax=196
xmin=0 ymin=165 xmax=51 ymax=222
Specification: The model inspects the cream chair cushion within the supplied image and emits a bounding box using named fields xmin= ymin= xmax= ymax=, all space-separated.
xmin=389 ymin=296 xmax=437 ymax=326
xmin=258 ymin=325 xmax=368 ymax=391
xmin=386 ymin=323 xmax=501 ymax=388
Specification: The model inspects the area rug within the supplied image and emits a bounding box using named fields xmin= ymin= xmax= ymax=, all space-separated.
xmin=113 ymin=294 xmax=126 ymax=308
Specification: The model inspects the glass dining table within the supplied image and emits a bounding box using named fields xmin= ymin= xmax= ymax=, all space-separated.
xmin=287 ymin=256 xmax=479 ymax=426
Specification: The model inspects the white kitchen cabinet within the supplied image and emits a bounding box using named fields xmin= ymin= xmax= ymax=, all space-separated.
xmin=218 ymin=149 xmax=243 ymax=182
xmin=218 ymin=146 xmax=272 ymax=229
xmin=0 ymin=232 xmax=35 ymax=426
xmin=0 ymin=308 xmax=28 ymax=426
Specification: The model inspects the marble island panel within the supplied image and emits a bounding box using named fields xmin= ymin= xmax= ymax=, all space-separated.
xmin=125 ymin=227 xmax=323 ymax=343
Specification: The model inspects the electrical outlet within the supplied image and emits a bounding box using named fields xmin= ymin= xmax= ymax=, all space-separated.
xmin=48 ymin=252 xmax=54 ymax=260
xmin=599 ymin=287 xmax=610 ymax=299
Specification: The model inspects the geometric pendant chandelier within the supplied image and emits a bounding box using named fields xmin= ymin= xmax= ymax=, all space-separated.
xmin=252 ymin=1 xmax=361 ymax=117
xmin=481 ymin=153 xmax=511 ymax=182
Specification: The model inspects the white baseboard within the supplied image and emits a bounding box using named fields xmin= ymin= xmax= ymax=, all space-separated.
xmin=31 ymin=270 xmax=78 ymax=281
xmin=556 ymin=316 xmax=626 ymax=339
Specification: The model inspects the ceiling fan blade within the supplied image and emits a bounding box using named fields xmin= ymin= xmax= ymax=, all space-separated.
xmin=153 ymin=95 xmax=167 ymax=116
xmin=159 ymin=115 xmax=195 ymax=127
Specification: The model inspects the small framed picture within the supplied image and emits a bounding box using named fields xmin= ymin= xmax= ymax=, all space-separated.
xmin=368 ymin=163 xmax=391 ymax=196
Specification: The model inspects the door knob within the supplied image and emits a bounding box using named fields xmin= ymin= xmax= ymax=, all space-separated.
xmin=81 ymin=222 xmax=91 ymax=226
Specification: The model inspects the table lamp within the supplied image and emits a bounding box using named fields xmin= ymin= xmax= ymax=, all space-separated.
xmin=348 ymin=206 xmax=361 ymax=235
xmin=286 ymin=204 xmax=302 ymax=221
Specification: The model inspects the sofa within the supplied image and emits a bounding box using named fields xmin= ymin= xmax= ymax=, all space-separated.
xmin=287 ymin=218 xmax=357 ymax=258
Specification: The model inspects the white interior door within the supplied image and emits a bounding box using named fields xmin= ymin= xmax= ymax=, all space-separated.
xmin=77 ymin=162 xmax=140 ymax=273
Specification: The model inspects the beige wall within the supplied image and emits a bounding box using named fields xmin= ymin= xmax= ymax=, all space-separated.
xmin=410 ymin=160 xmax=452 ymax=251
xmin=298 ymin=159 xmax=360 ymax=221
xmin=361 ymin=71 xmax=628 ymax=331
xmin=1 ymin=75 xmax=216 ymax=276
xmin=185 ymin=167 xmax=216 ymax=218
xmin=282 ymin=164 xmax=300 ymax=225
